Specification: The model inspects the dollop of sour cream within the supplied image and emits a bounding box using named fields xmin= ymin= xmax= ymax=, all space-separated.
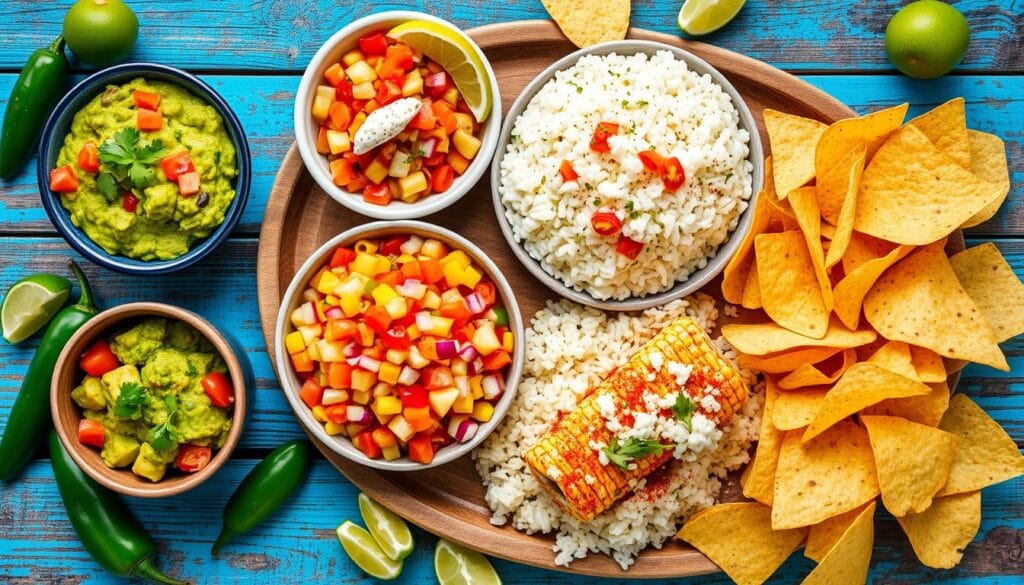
xmin=353 ymin=97 xmax=422 ymax=155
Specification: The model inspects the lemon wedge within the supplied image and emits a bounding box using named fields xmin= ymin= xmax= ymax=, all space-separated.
xmin=678 ymin=0 xmax=746 ymax=36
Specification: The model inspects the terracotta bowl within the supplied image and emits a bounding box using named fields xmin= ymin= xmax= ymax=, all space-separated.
xmin=51 ymin=302 xmax=253 ymax=498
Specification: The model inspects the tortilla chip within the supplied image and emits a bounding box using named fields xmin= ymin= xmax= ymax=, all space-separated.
xmin=822 ymin=146 xmax=864 ymax=269
xmin=961 ymin=130 xmax=1011 ymax=228
xmin=936 ymin=394 xmax=1024 ymax=496
xmin=864 ymin=341 xmax=918 ymax=381
xmin=863 ymin=381 xmax=950 ymax=427
xmin=737 ymin=347 xmax=843 ymax=374
xmin=906 ymin=97 xmax=971 ymax=169
xmin=773 ymin=387 xmax=829 ymax=431
xmin=801 ymin=501 xmax=875 ymax=585
xmin=833 ymin=242 xmax=914 ymax=330
xmin=863 ymin=243 xmax=1008 ymax=370
xmin=862 ymin=415 xmax=959 ymax=516
xmin=741 ymin=263 xmax=763 ymax=309
xmin=842 ymin=232 xmax=900 ymax=274
xmin=896 ymin=491 xmax=981 ymax=569
xmin=910 ymin=346 xmax=947 ymax=383
xmin=777 ymin=348 xmax=855 ymax=390
xmin=723 ymin=190 xmax=772 ymax=304
xmin=677 ymin=502 xmax=806 ymax=585
xmin=741 ymin=379 xmax=784 ymax=505
xmin=854 ymin=124 xmax=1005 ymax=245
xmin=950 ymin=243 xmax=1024 ymax=343
xmin=764 ymin=110 xmax=827 ymax=199
xmin=772 ymin=421 xmax=879 ymax=529
xmin=755 ymin=231 xmax=829 ymax=338
xmin=541 ymin=0 xmax=630 ymax=48
xmin=803 ymin=363 xmax=930 ymax=442
xmin=786 ymin=186 xmax=833 ymax=311
xmin=804 ymin=502 xmax=873 ymax=563
xmin=722 ymin=318 xmax=876 ymax=356
xmin=815 ymin=103 xmax=908 ymax=180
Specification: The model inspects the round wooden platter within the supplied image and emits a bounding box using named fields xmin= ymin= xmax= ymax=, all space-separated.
xmin=257 ymin=21 xmax=855 ymax=579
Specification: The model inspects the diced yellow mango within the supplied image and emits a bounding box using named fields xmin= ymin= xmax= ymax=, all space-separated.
xmin=352 ymin=81 xmax=375 ymax=100
xmin=316 ymin=270 xmax=341 ymax=294
xmin=342 ymin=50 xmax=364 ymax=66
xmin=452 ymin=112 xmax=474 ymax=135
xmin=346 ymin=60 xmax=377 ymax=84
xmin=452 ymin=392 xmax=474 ymax=414
xmin=373 ymin=395 xmax=402 ymax=416
xmin=352 ymin=390 xmax=371 ymax=405
xmin=326 ymin=130 xmax=351 ymax=154
xmin=325 ymin=421 xmax=347 ymax=435
xmin=472 ymin=401 xmax=494 ymax=422
xmin=378 ymin=362 xmax=401 ymax=385
xmin=312 ymin=95 xmax=332 ymax=123
xmin=470 ymin=375 xmax=484 ymax=399
xmin=364 ymin=157 xmax=389 ymax=184
xmin=352 ymin=251 xmax=389 ymax=277
xmin=397 ymin=171 xmax=427 ymax=200
xmin=372 ymin=283 xmax=399 ymax=306
xmin=312 ymin=405 xmax=328 ymax=423
xmin=348 ymin=112 xmax=367 ymax=136
xmin=453 ymin=129 xmax=481 ymax=160
xmin=285 ymin=331 xmax=306 ymax=355
xmin=440 ymin=250 xmax=471 ymax=268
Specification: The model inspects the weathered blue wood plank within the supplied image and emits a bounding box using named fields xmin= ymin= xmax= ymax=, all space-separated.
xmin=0 ymin=1 xmax=1019 ymax=73
xmin=0 ymin=74 xmax=1021 ymax=235
xmin=0 ymin=459 xmax=1020 ymax=584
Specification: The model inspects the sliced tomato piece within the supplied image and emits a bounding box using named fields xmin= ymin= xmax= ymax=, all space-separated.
xmin=638 ymin=150 xmax=666 ymax=174
xmin=49 ymin=165 xmax=79 ymax=193
xmin=662 ymin=156 xmax=686 ymax=191
xmin=132 ymin=90 xmax=161 ymax=110
xmin=358 ymin=31 xmax=388 ymax=55
xmin=175 ymin=444 xmax=212 ymax=472
xmin=137 ymin=108 xmax=164 ymax=131
xmin=409 ymin=98 xmax=436 ymax=131
xmin=589 ymin=121 xmax=619 ymax=154
xmin=177 ymin=171 xmax=201 ymax=196
xmin=79 ymin=338 xmax=120 ymax=377
xmin=616 ymin=236 xmax=645 ymax=260
xmin=559 ymin=160 xmax=578 ymax=182
xmin=362 ymin=183 xmax=392 ymax=206
xmin=329 ymin=247 xmax=356 ymax=268
xmin=431 ymin=164 xmax=454 ymax=193
xmin=407 ymin=432 xmax=435 ymax=464
xmin=591 ymin=211 xmax=622 ymax=236
xmin=122 ymin=193 xmax=139 ymax=213
xmin=160 ymin=151 xmax=195 ymax=181
xmin=77 ymin=142 xmax=99 ymax=173
xmin=200 ymin=371 xmax=235 ymax=408
xmin=78 ymin=419 xmax=105 ymax=448
xmin=299 ymin=378 xmax=324 ymax=409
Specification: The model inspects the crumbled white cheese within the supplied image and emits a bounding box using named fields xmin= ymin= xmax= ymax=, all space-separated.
xmin=700 ymin=393 xmax=721 ymax=413
xmin=547 ymin=466 xmax=563 ymax=480
xmin=667 ymin=361 xmax=693 ymax=387
xmin=648 ymin=351 xmax=664 ymax=371
xmin=585 ymin=474 xmax=596 ymax=485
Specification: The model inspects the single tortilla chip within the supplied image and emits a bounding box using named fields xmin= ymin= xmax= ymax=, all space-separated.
xmin=773 ymin=387 xmax=829 ymax=431
xmin=741 ymin=262 xmax=763 ymax=309
xmin=723 ymin=189 xmax=772 ymax=304
xmin=803 ymin=363 xmax=930 ymax=442
xmin=815 ymin=103 xmax=908 ymax=180
xmin=772 ymin=421 xmax=879 ymax=530
xmin=937 ymin=394 xmax=1024 ymax=496
xmin=910 ymin=346 xmax=947 ymax=383
xmin=906 ymin=97 xmax=971 ymax=169
xmin=755 ymin=231 xmax=830 ymax=338
xmin=950 ymin=243 xmax=1024 ymax=343
xmin=862 ymin=415 xmax=959 ymax=516
xmin=842 ymin=232 xmax=900 ymax=275
xmin=854 ymin=124 xmax=1005 ymax=245
xmin=764 ymin=109 xmax=827 ymax=199
xmin=865 ymin=340 xmax=918 ymax=381
xmin=787 ymin=186 xmax=833 ymax=311
xmin=863 ymin=243 xmax=1008 ymax=370
xmin=817 ymin=142 xmax=864 ymax=225
xmin=741 ymin=379 xmax=784 ymax=505
xmin=822 ymin=146 xmax=864 ymax=269
xmin=722 ymin=318 xmax=876 ymax=356
xmin=833 ymin=242 xmax=914 ymax=330
xmin=962 ymin=130 xmax=1011 ymax=228
xmin=541 ymin=0 xmax=630 ymax=48
xmin=777 ymin=348 xmax=855 ymax=390
xmin=804 ymin=502 xmax=873 ymax=563
xmin=677 ymin=502 xmax=806 ymax=585
xmin=737 ymin=347 xmax=843 ymax=374
xmin=801 ymin=501 xmax=875 ymax=585
xmin=896 ymin=491 xmax=981 ymax=569
xmin=863 ymin=381 xmax=950 ymax=427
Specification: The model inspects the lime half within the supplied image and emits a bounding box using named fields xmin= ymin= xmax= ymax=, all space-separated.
xmin=1 ymin=274 xmax=72 ymax=343
xmin=358 ymin=493 xmax=414 ymax=561
xmin=678 ymin=0 xmax=746 ymax=36
xmin=336 ymin=521 xmax=403 ymax=580
xmin=434 ymin=539 xmax=502 ymax=585
xmin=387 ymin=20 xmax=492 ymax=122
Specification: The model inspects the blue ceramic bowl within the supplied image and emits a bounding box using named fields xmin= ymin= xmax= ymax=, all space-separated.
xmin=38 ymin=63 xmax=251 ymax=275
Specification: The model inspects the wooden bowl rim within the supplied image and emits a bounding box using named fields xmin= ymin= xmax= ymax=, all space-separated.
xmin=50 ymin=301 xmax=248 ymax=498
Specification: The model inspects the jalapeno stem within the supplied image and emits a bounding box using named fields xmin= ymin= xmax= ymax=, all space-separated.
xmin=67 ymin=259 xmax=96 ymax=310
xmin=49 ymin=35 xmax=66 ymax=55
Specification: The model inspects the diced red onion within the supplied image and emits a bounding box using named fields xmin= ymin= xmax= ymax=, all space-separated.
xmin=468 ymin=358 xmax=484 ymax=376
xmin=397 ymin=279 xmax=427 ymax=299
xmin=415 ymin=311 xmax=434 ymax=332
xmin=400 ymin=234 xmax=424 ymax=255
xmin=302 ymin=288 xmax=321 ymax=303
xmin=398 ymin=366 xmax=420 ymax=386
xmin=321 ymin=389 xmax=349 ymax=405
xmin=465 ymin=292 xmax=486 ymax=315
xmin=425 ymin=71 xmax=447 ymax=88
xmin=435 ymin=339 xmax=459 ymax=360
xmin=454 ymin=376 xmax=469 ymax=394
xmin=346 ymin=405 xmax=371 ymax=424
xmin=482 ymin=374 xmax=504 ymax=399
xmin=457 ymin=344 xmax=478 ymax=362
xmin=343 ymin=342 xmax=361 ymax=358
xmin=324 ymin=306 xmax=344 ymax=319
xmin=447 ymin=417 xmax=478 ymax=443
xmin=413 ymin=138 xmax=437 ymax=159
xmin=358 ymin=355 xmax=381 ymax=372
xmin=346 ymin=356 xmax=361 ymax=366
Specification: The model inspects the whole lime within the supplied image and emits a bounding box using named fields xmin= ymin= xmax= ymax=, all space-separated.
xmin=63 ymin=0 xmax=139 ymax=67
xmin=885 ymin=1 xmax=970 ymax=79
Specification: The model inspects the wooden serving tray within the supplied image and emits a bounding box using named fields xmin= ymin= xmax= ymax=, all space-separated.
xmin=257 ymin=21 xmax=854 ymax=579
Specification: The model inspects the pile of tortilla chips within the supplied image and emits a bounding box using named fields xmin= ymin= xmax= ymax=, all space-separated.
xmin=677 ymin=98 xmax=1024 ymax=584
xmin=542 ymin=0 xmax=630 ymax=48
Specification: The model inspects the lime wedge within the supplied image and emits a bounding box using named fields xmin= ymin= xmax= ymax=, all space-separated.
xmin=358 ymin=493 xmax=414 ymax=561
xmin=1 ymin=274 xmax=72 ymax=343
xmin=434 ymin=539 xmax=502 ymax=585
xmin=336 ymin=521 xmax=403 ymax=580
xmin=678 ymin=0 xmax=746 ymax=36
xmin=387 ymin=20 xmax=492 ymax=123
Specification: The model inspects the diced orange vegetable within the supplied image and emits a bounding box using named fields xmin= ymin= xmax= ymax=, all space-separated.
xmin=177 ymin=171 xmax=201 ymax=196
xmin=137 ymin=108 xmax=164 ymax=131
xmin=324 ymin=62 xmax=345 ymax=86
xmin=354 ymin=431 xmax=382 ymax=459
xmin=409 ymin=98 xmax=436 ymax=130
xmin=327 ymin=362 xmax=353 ymax=389
xmin=299 ymin=379 xmax=324 ymax=408
xmin=330 ymin=158 xmax=357 ymax=187
xmin=132 ymin=90 xmax=161 ymax=110
xmin=483 ymin=350 xmax=511 ymax=372
xmin=49 ymin=165 xmax=79 ymax=193
xmin=77 ymin=142 xmax=99 ymax=173
xmin=78 ymin=419 xmax=105 ymax=448
xmin=291 ymin=350 xmax=315 ymax=372
xmin=407 ymin=433 xmax=434 ymax=464
xmin=328 ymin=101 xmax=352 ymax=131
xmin=419 ymin=259 xmax=444 ymax=284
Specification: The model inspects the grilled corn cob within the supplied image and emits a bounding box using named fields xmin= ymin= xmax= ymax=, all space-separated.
xmin=525 ymin=317 xmax=748 ymax=521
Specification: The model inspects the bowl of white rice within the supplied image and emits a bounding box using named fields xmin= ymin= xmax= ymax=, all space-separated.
xmin=491 ymin=41 xmax=763 ymax=310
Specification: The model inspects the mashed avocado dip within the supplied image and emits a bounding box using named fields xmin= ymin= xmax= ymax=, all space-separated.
xmin=55 ymin=78 xmax=238 ymax=261
xmin=72 ymin=318 xmax=232 ymax=482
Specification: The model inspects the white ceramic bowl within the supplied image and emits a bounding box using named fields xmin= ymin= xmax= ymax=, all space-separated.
xmin=274 ymin=221 xmax=525 ymax=471
xmin=294 ymin=11 xmax=502 ymax=220
xmin=491 ymin=40 xmax=764 ymax=311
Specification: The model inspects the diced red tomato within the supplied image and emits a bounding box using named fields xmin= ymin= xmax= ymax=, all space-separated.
xmin=589 ymin=121 xmax=619 ymax=154
xmin=431 ymin=100 xmax=458 ymax=134
xmin=399 ymin=385 xmax=429 ymax=409
xmin=616 ymin=236 xmax=645 ymax=260
xmin=378 ymin=236 xmax=407 ymax=256
xmin=559 ymin=160 xmax=578 ymax=182
xmin=474 ymin=282 xmax=496 ymax=306
xmin=379 ymin=44 xmax=414 ymax=79
xmin=122 ymin=193 xmax=139 ymax=213
xmin=358 ymin=31 xmax=389 ymax=55
xmin=160 ymin=151 xmax=195 ymax=181
xmin=330 ymin=158 xmax=356 ymax=187
xmin=354 ymin=431 xmax=383 ymax=459
xmin=175 ymin=444 xmax=212 ymax=473
xmin=346 ymin=172 xmax=371 ymax=192
xmin=363 ymin=305 xmax=392 ymax=333
xmin=78 ymin=419 xmax=105 ymax=448
xmin=201 ymin=371 xmax=235 ymax=408
xmin=375 ymin=79 xmax=402 ymax=106
xmin=440 ymin=299 xmax=471 ymax=323
xmin=177 ymin=171 xmax=201 ymax=196
xmin=335 ymin=78 xmax=353 ymax=102
xmin=483 ymin=350 xmax=511 ymax=372
xmin=363 ymin=183 xmax=392 ymax=206
xmin=299 ymin=378 xmax=324 ymax=408
xmin=409 ymin=98 xmax=436 ymax=131
xmin=423 ymin=150 xmax=446 ymax=168
xmin=328 ymin=101 xmax=352 ymax=130
xmin=407 ymin=433 xmax=435 ymax=464
xmin=662 ymin=156 xmax=686 ymax=191
xmin=324 ymin=404 xmax=348 ymax=424
xmin=431 ymin=164 xmax=454 ymax=193
xmin=49 ymin=165 xmax=79 ymax=193
xmin=132 ymin=90 xmax=161 ymax=110
xmin=591 ymin=212 xmax=622 ymax=236
xmin=638 ymin=150 xmax=666 ymax=174
xmin=419 ymin=259 xmax=444 ymax=284
xmin=327 ymin=362 xmax=353 ymax=389
xmin=329 ymin=247 xmax=356 ymax=268
xmin=422 ymin=366 xmax=453 ymax=390
xmin=79 ymin=339 xmax=120 ymax=377
xmin=326 ymin=319 xmax=358 ymax=342
xmin=137 ymin=108 xmax=163 ymax=131
xmin=374 ymin=270 xmax=402 ymax=287
xmin=381 ymin=325 xmax=411 ymax=350
xmin=77 ymin=142 xmax=99 ymax=173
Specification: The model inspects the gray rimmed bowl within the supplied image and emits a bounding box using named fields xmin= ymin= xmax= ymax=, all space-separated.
xmin=274 ymin=220 xmax=525 ymax=471
xmin=490 ymin=40 xmax=764 ymax=311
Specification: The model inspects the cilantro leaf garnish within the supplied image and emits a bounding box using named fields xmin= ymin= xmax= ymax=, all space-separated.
xmin=672 ymin=393 xmax=697 ymax=431
xmin=98 ymin=128 xmax=167 ymax=191
xmin=114 ymin=382 xmax=148 ymax=419
xmin=96 ymin=172 xmax=120 ymax=203
xmin=602 ymin=437 xmax=674 ymax=470
xmin=185 ymin=360 xmax=199 ymax=377
xmin=149 ymin=395 xmax=179 ymax=452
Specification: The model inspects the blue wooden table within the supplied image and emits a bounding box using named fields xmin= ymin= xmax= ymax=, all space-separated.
xmin=1 ymin=1 xmax=1021 ymax=583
